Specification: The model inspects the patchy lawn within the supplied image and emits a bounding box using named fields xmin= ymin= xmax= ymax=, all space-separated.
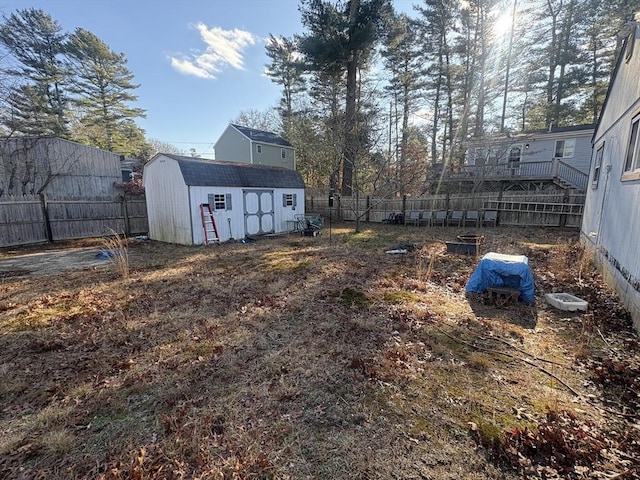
xmin=1 ymin=224 xmax=639 ymax=479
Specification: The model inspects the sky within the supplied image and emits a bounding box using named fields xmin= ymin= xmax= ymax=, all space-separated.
xmin=1 ymin=0 xmax=415 ymax=158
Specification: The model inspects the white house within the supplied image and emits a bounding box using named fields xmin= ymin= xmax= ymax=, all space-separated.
xmin=581 ymin=16 xmax=640 ymax=331
xmin=142 ymin=154 xmax=305 ymax=245
xmin=214 ymin=124 xmax=296 ymax=170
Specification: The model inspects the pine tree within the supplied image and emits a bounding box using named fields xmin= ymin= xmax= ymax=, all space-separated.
xmin=66 ymin=28 xmax=146 ymax=153
xmin=0 ymin=8 xmax=69 ymax=136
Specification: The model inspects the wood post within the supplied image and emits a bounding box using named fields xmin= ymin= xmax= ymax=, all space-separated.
xmin=39 ymin=193 xmax=53 ymax=243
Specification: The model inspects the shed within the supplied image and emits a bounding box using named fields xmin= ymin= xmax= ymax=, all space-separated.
xmin=142 ymin=153 xmax=305 ymax=245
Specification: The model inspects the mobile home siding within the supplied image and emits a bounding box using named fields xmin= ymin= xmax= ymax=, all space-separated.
xmin=581 ymin=23 xmax=640 ymax=332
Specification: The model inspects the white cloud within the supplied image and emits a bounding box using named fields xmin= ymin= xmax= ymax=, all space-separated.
xmin=170 ymin=23 xmax=258 ymax=79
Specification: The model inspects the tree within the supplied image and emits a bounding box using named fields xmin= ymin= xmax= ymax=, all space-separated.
xmin=0 ymin=8 xmax=69 ymax=136
xmin=66 ymin=28 xmax=146 ymax=152
xmin=264 ymin=35 xmax=306 ymax=133
xmin=381 ymin=12 xmax=426 ymax=196
xmin=299 ymin=0 xmax=390 ymax=197
xmin=232 ymin=108 xmax=281 ymax=132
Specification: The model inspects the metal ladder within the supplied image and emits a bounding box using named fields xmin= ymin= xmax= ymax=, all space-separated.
xmin=199 ymin=204 xmax=219 ymax=244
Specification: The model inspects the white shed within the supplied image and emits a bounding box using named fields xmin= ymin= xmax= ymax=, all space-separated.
xmin=143 ymin=154 xmax=305 ymax=245
xmin=581 ymin=17 xmax=640 ymax=332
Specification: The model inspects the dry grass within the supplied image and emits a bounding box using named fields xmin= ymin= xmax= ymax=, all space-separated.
xmin=1 ymin=223 xmax=639 ymax=479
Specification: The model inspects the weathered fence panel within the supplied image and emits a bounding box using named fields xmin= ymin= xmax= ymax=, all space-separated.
xmin=306 ymin=191 xmax=585 ymax=228
xmin=0 ymin=195 xmax=47 ymax=246
xmin=0 ymin=194 xmax=148 ymax=247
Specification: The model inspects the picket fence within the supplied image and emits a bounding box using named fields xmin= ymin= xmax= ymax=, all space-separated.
xmin=0 ymin=194 xmax=148 ymax=247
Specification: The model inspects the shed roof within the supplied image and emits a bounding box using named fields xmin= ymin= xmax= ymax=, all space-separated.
xmin=231 ymin=124 xmax=293 ymax=147
xmin=162 ymin=154 xmax=305 ymax=188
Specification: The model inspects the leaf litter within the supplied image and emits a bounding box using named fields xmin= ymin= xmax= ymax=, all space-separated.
xmin=0 ymin=224 xmax=639 ymax=479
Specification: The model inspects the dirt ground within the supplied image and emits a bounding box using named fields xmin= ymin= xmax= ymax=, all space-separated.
xmin=1 ymin=224 xmax=639 ymax=479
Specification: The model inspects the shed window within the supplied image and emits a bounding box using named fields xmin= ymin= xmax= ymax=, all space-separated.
xmin=256 ymin=144 xmax=262 ymax=154
xmin=592 ymin=143 xmax=604 ymax=188
xmin=281 ymin=148 xmax=286 ymax=159
xmin=283 ymin=193 xmax=297 ymax=208
xmin=208 ymin=193 xmax=232 ymax=211
xmin=624 ymin=114 xmax=640 ymax=173
xmin=554 ymin=139 xmax=575 ymax=158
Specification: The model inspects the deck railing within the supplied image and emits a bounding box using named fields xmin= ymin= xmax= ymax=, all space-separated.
xmin=436 ymin=158 xmax=589 ymax=191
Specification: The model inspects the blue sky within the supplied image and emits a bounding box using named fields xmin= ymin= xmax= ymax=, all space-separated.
xmin=1 ymin=0 xmax=414 ymax=158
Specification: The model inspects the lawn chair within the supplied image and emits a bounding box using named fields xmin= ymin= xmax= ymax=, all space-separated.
xmin=481 ymin=210 xmax=498 ymax=227
xmin=405 ymin=210 xmax=420 ymax=226
xmin=449 ymin=210 xmax=464 ymax=227
xmin=433 ymin=210 xmax=447 ymax=226
xmin=420 ymin=210 xmax=433 ymax=226
xmin=464 ymin=210 xmax=479 ymax=227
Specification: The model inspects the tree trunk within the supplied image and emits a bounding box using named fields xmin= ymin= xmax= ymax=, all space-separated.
xmin=342 ymin=0 xmax=360 ymax=197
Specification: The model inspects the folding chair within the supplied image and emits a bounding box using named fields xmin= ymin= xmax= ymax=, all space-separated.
xmin=420 ymin=210 xmax=433 ymax=226
xmin=433 ymin=210 xmax=447 ymax=226
xmin=405 ymin=211 xmax=420 ymax=226
xmin=449 ymin=210 xmax=464 ymax=227
xmin=481 ymin=210 xmax=498 ymax=227
xmin=464 ymin=210 xmax=479 ymax=227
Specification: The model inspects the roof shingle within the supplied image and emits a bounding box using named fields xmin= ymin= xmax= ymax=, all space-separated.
xmin=162 ymin=154 xmax=305 ymax=189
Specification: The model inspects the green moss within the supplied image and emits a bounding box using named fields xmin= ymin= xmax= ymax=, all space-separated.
xmin=382 ymin=290 xmax=420 ymax=305
xmin=340 ymin=287 xmax=372 ymax=309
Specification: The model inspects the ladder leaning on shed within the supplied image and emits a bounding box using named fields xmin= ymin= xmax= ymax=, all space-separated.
xmin=199 ymin=203 xmax=219 ymax=244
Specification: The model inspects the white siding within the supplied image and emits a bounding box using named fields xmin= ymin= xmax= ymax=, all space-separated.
xmin=142 ymin=155 xmax=192 ymax=245
xmin=582 ymin=24 xmax=640 ymax=332
xmin=188 ymin=186 xmax=305 ymax=243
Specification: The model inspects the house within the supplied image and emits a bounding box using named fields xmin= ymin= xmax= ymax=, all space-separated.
xmin=214 ymin=124 xmax=295 ymax=170
xmin=142 ymin=153 xmax=305 ymax=245
xmin=581 ymin=16 xmax=640 ymax=332
xmin=0 ymin=136 xmax=122 ymax=198
xmin=431 ymin=124 xmax=595 ymax=193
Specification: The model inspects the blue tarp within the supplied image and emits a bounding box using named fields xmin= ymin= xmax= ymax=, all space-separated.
xmin=466 ymin=252 xmax=535 ymax=305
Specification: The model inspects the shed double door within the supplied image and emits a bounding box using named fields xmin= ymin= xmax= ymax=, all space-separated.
xmin=243 ymin=190 xmax=274 ymax=236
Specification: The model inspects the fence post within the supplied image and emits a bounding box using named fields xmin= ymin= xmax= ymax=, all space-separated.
xmin=366 ymin=196 xmax=370 ymax=222
xmin=401 ymin=194 xmax=406 ymax=221
xmin=39 ymin=192 xmax=53 ymax=243
xmin=559 ymin=189 xmax=569 ymax=227
xmin=121 ymin=194 xmax=131 ymax=237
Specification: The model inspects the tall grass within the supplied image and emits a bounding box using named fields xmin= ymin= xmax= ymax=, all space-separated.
xmin=101 ymin=229 xmax=130 ymax=281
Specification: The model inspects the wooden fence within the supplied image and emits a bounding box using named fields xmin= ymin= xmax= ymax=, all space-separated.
xmin=306 ymin=191 xmax=585 ymax=228
xmin=0 ymin=194 xmax=148 ymax=247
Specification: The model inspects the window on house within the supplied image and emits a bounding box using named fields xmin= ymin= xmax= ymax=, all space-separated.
xmin=491 ymin=147 xmax=506 ymax=164
xmin=256 ymin=144 xmax=262 ymax=154
xmin=471 ymin=147 xmax=485 ymax=165
xmin=208 ymin=193 xmax=232 ymax=211
xmin=281 ymin=148 xmax=286 ymax=159
xmin=509 ymin=145 xmax=523 ymax=163
xmin=592 ymin=143 xmax=604 ymax=187
xmin=554 ymin=139 xmax=576 ymax=158
xmin=624 ymin=115 xmax=640 ymax=173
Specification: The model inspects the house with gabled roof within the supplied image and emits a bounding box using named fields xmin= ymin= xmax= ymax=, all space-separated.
xmin=142 ymin=153 xmax=305 ymax=245
xmin=581 ymin=15 xmax=640 ymax=332
xmin=214 ymin=123 xmax=295 ymax=170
